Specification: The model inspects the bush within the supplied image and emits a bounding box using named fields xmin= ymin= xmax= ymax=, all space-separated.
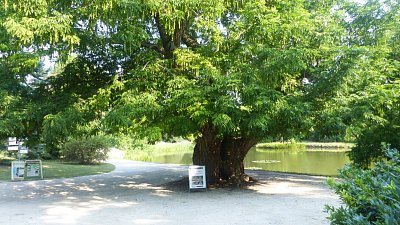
xmin=326 ymin=148 xmax=400 ymax=225
xmin=61 ymin=136 xmax=110 ymax=164
xmin=349 ymin=125 xmax=400 ymax=168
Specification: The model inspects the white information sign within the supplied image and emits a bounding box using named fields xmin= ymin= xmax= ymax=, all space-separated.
xmin=7 ymin=146 xmax=19 ymax=151
xmin=11 ymin=161 xmax=25 ymax=181
xmin=8 ymin=137 xmax=19 ymax=151
xmin=188 ymin=165 xmax=206 ymax=190
xmin=19 ymin=146 xmax=29 ymax=154
xmin=8 ymin=137 xmax=18 ymax=146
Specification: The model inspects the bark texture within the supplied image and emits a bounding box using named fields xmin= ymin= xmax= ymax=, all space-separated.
xmin=193 ymin=124 xmax=258 ymax=186
xmin=192 ymin=124 xmax=222 ymax=184
xmin=220 ymin=137 xmax=258 ymax=183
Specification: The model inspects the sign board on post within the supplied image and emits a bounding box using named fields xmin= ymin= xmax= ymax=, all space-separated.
xmin=25 ymin=160 xmax=43 ymax=179
xmin=188 ymin=165 xmax=206 ymax=191
xmin=8 ymin=137 xmax=18 ymax=146
xmin=7 ymin=146 xmax=19 ymax=151
xmin=19 ymin=145 xmax=29 ymax=154
xmin=11 ymin=161 xmax=25 ymax=181
xmin=8 ymin=137 xmax=19 ymax=151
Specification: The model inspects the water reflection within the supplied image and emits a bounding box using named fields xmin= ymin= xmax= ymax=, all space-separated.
xmin=244 ymin=148 xmax=350 ymax=176
xmin=150 ymin=147 xmax=350 ymax=176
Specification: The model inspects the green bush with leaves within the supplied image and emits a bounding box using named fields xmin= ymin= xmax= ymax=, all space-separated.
xmin=61 ymin=136 xmax=110 ymax=164
xmin=326 ymin=149 xmax=400 ymax=225
xmin=349 ymin=115 xmax=400 ymax=168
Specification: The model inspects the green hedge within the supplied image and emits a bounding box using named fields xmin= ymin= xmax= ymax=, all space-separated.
xmin=61 ymin=136 xmax=110 ymax=164
xmin=326 ymin=149 xmax=400 ymax=224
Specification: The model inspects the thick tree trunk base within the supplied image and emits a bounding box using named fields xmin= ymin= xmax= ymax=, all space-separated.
xmin=192 ymin=126 xmax=258 ymax=187
xmin=163 ymin=174 xmax=258 ymax=191
xmin=192 ymin=124 xmax=222 ymax=185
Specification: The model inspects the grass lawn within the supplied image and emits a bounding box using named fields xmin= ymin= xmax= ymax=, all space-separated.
xmin=0 ymin=159 xmax=115 ymax=181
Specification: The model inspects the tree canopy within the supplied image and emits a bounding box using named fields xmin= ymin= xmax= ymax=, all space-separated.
xmin=1 ymin=0 xmax=399 ymax=183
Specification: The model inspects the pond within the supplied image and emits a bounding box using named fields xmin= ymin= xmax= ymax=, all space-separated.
xmin=149 ymin=147 xmax=351 ymax=176
xmin=244 ymin=148 xmax=350 ymax=176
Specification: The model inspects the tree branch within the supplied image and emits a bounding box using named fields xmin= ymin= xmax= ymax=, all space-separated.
xmin=154 ymin=14 xmax=174 ymax=59
xmin=140 ymin=42 xmax=165 ymax=55
xmin=182 ymin=31 xmax=199 ymax=49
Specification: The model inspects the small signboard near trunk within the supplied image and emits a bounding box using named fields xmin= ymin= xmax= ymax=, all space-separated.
xmin=188 ymin=165 xmax=206 ymax=191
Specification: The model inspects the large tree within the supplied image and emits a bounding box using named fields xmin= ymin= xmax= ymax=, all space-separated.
xmin=96 ymin=0 xmax=340 ymax=184
xmin=3 ymin=0 xmax=340 ymax=184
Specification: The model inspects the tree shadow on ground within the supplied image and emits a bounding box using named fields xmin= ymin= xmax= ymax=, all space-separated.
xmin=0 ymin=161 xmax=339 ymax=225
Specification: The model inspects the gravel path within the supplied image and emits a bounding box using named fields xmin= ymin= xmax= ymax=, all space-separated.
xmin=0 ymin=160 xmax=340 ymax=225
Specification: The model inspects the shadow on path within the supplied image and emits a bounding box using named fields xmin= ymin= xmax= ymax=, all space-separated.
xmin=0 ymin=160 xmax=340 ymax=225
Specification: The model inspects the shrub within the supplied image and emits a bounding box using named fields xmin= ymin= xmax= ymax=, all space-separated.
xmin=61 ymin=136 xmax=110 ymax=164
xmin=349 ymin=125 xmax=400 ymax=168
xmin=326 ymin=148 xmax=400 ymax=225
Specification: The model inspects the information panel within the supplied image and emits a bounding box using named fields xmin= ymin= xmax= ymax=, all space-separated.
xmin=11 ymin=161 xmax=25 ymax=181
xmin=188 ymin=165 xmax=206 ymax=190
xmin=25 ymin=160 xmax=43 ymax=178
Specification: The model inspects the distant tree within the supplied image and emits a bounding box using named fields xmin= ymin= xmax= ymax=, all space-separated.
xmin=329 ymin=0 xmax=400 ymax=166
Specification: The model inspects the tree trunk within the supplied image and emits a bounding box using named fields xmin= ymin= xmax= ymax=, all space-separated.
xmin=220 ymin=137 xmax=258 ymax=183
xmin=192 ymin=124 xmax=222 ymax=185
xmin=193 ymin=124 xmax=258 ymax=186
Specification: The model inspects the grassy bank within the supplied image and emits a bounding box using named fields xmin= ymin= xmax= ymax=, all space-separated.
xmin=256 ymin=142 xmax=354 ymax=150
xmin=0 ymin=159 xmax=115 ymax=181
xmin=124 ymin=141 xmax=194 ymax=161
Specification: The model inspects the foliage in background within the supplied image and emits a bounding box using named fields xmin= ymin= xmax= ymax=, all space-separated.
xmin=350 ymin=121 xmax=400 ymax=168
xmin=123 ymin=140 xmax=193 ymax=162
xmin=111 ymin=134 xmax=148 ymax=152
xmin=304 ymin=0 xmax=400 ymax=159
xmin=326 ymin=148 xmax=400 ymax=225
xmin=337 ymin=0 xmax=400 ymax=165
xmin=61 ymin=136 xmax=110 ymax=164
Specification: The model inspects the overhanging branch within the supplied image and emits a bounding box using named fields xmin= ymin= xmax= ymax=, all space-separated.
xmin=140 ymin=42 xmax=165 ymax=55
xmin=182 ymin=31 xmax=199 ymax=49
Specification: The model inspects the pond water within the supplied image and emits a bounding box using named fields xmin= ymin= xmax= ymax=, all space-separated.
xmin=150 ymin=147 xmax=351 ymax=176
xmin=244 ymin=148 xmax=350 ymax=176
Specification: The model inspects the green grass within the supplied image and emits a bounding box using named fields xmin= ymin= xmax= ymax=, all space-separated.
xmin=124 ymin=140 xmax=194 ymax=161
xmin=256 ymin=141 xmax=354 ymax=150
xmin=256 ymin=142 xmax=306 ymax=149
xmin=0 ymin=159 xmax=115 ymax=181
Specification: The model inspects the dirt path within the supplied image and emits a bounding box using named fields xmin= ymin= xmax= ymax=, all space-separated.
xmin=0 ymin=160 xmax=340 ymax=225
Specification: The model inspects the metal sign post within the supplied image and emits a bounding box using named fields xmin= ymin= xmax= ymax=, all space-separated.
xmin=7 ymin=137 xmax=29 ymax=160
